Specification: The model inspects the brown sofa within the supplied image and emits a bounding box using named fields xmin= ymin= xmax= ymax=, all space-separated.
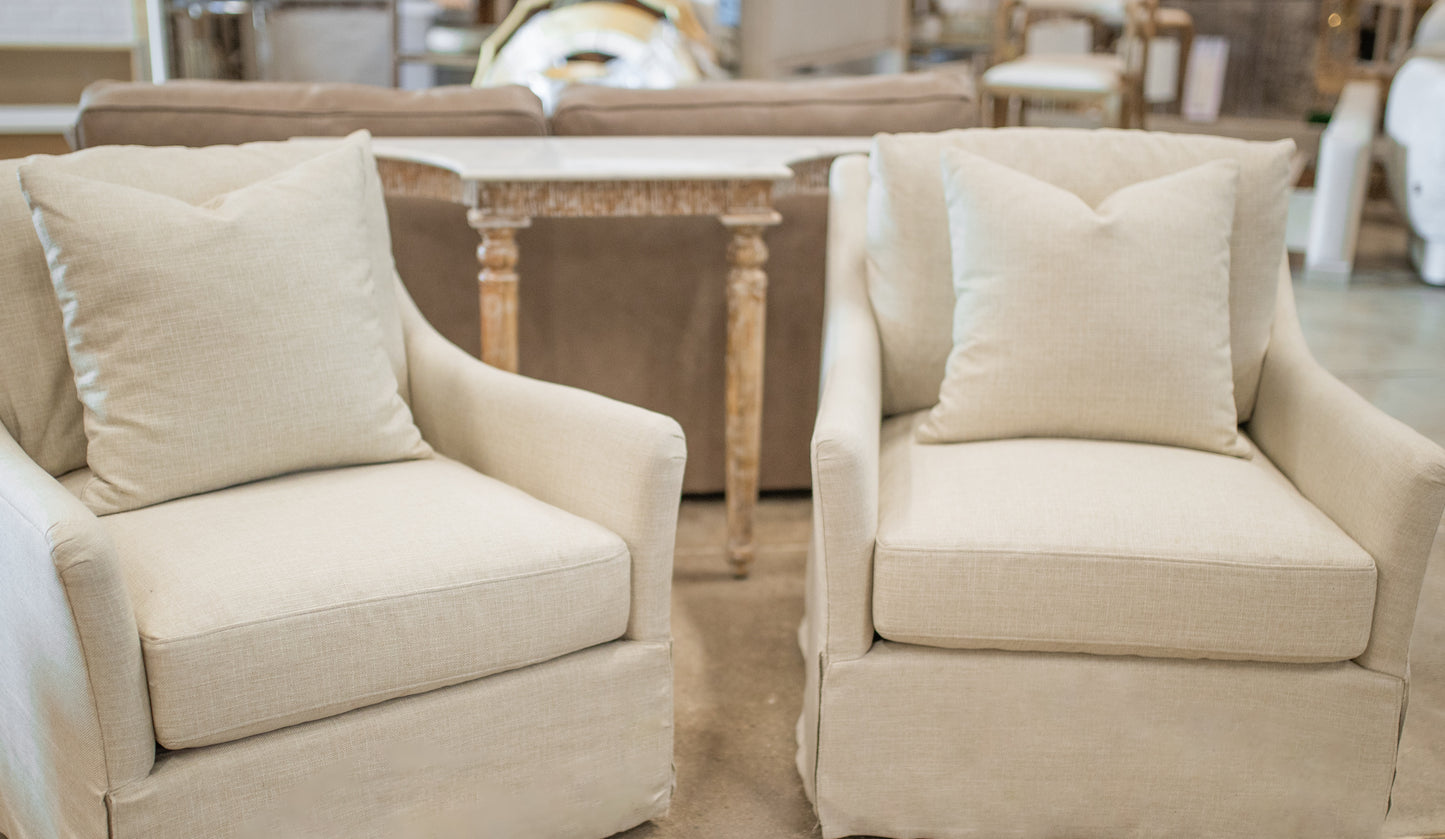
xmin=73 ymin=73 xmax=976 ymax=492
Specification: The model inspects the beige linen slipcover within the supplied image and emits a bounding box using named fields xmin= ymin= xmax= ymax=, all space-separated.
xmin=73 ymin=455 xmax=632 ymax=749
xmin=21 ymin=139 xmax=429 ymax=514
xmin=918 ymin=150 xmax=1245 ymax=454
xmin=0 ymin=137 xmax=412 ymax=481
xmin=801 ymin=142 xmax=1445 ymax=839
xmin=874 ymin=418 xmax=1376 ymax=662
xmin=0 ymin=140 xmax=688 ymax=839
xmin=865 ymin=128 xmax=1296 ymax=421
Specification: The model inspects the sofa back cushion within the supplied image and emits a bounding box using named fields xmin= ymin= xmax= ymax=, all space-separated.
xmin=0 ymin=135 xmax=409 ymax=478
xmin=866 ymin=128 xmax=1295 ymax=421
xmin=551 ymin=71 xmax=975 ymax=136
xmin=73 ymin=80 xmax=547 ymax=148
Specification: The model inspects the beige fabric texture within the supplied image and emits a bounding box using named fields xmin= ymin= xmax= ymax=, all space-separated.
xmin=108 ymin=640 xmax=673 ymax=839
xmin=799 ymin=155 xmax=883 ymax=809
xmin=0 ymin=430 xmax=154 ymax=839
xmin=0 ymin=157 xmax=87 ymax=478
xmin=1250 ymin=263 xmax=1445 ymax=678
xmin=801 ymin=145 xmax=1439 ymax=839
xmin=1 ymin=224 xmax=683 ymax=835
xmin=877 ymin=414 xmax=1377 ymax=662
xmin=73 ymin=80 xmax=548 ymax=148
xmin=400 ymin=289 xmax=688 ymax=644
xmin=808 ymin=155 xmax=881 ymax=665
xmin=811 ymin=643 xmax=1404 ymax=839
xmin=21 ymin=141 xmax=428 ymax=514
xmin=89 ymin=454 xmax=630 ymax=750
xmin=550 ymin=70 xmax=975 ymax=136
xmin=918 ymin=150 xmax=1245 ymax=455
xmin=1 ymin=134 xmax=412 ymax=481
xmin=865 ymin=128 xmax=1296 ymax=421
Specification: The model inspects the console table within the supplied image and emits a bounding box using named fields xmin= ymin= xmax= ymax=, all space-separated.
xmin=371 ymin=135 xmax=870 ymax=577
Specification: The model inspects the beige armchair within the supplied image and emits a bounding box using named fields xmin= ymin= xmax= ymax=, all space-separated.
xmin=0 ymin=144 xmax=687 ymax=839
xmin=799 ymin=131 xmax=1445 ymax=838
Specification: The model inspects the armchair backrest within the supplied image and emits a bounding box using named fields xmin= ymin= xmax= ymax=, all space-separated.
xmin=0 ymin=139 xmax=409 ymax=478
xmin=862 ymin=128 xmax=1297 ymax=421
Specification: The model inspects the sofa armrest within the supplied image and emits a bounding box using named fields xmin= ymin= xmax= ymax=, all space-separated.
xmin=400 ymin=293 xmax=686 ymax=643
xmin=1248 ymin=262 xmax=1445 ymax=679
xmin=809 ymin=155 xmax=881 ymax=663
xmin=0 ymin=430 xmax=154 ymax=838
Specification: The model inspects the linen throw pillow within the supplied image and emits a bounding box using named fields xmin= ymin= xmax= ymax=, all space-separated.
xmin=20 ymin=142 xmax=430 ymax=514
xmin=915 ymin=147 xmax=1247 ymax=456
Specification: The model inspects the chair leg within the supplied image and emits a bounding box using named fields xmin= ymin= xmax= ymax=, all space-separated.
xmin=992 ymin=94 xmax=1011 ymax=127
xmin=1175 ymin=21 xmax=1194 ymax=114
xmin=1104 ymin=93 xmax=1123 ymax=128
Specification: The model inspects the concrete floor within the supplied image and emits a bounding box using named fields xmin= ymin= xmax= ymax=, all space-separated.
xmin=628 ymin=198 xmax=1445 ymax=839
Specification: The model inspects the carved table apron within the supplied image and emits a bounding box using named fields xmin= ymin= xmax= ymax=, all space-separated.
xmin=371 ymin=136 xmax=870 ymax=577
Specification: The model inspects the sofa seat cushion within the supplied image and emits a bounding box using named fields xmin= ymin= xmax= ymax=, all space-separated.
xmin=82 ymin=455 xmax=631 ymax=750
xmin=873 ymin=412 xmax=1377 ymax=663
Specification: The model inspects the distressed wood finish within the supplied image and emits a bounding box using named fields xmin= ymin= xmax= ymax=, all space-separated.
xmin=376 ymin=158 xmax=467 ymax=203
xmin=776 ymin=156 xmax=836 ymax=197
xmin=722 ymin=219 xmax=778 ymax=577
xmin=468 ymin=210 xmax=531 ymax=373
xmin=474 ymin=179 xmax=776 ymax=218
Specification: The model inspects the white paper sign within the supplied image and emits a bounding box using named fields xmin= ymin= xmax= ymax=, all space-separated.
xmin=1182 ymin=35 xmax=1229 ymax=123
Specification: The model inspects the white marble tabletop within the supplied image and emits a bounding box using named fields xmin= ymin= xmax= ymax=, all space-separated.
xmin=0 ymin=104 xmax=78 ymax=134
xmin=369 ymin=135 xmax=873 ymax=182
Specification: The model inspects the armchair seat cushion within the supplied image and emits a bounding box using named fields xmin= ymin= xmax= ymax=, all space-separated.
xmin=76 ymin=455 xmax=632 ymax=750
xmin=873 ymin=413 xmax=1377 ymax=663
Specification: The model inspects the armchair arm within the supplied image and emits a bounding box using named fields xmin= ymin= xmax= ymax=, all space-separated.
xmin=0 ymin=430 xmax=154 ymax=839
xmin=1248 ymin=261 xmax=1445 ymax=679
xmin=809 ymin=154 xmax=881 ymax=663
xmin=399 ymin=293 xmax=687 ymax=643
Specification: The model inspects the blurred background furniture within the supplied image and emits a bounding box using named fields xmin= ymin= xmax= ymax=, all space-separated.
xmin=1383 ymin=3 xmax=1445 ymax=284
xmin=0 ymin=0 xmax=148 ymax=157
xmin=1315 ymin=0 xmax=1436 ymax=96
xmin=0 ymin=137 xmax=688 ymax=839
xmin=1150 ymin=5 xmax=1191 ymax=107
xmin=980 ymin=0 xmax=1155 ymax=127
xmin=1286 ymin=0 xmax=1441 ymax=285
xmin=720 ymin=0 xmax=910 ymax=78
xmin=72 ymin=72 xmax=976 ymax=496
xmin=470 ymin=0 xmax=721 ymax=110
xmin=1294 ymin=77 xmax=1381 ymax=283
xmin=801 ymin=130 xmax=1445 ymax=838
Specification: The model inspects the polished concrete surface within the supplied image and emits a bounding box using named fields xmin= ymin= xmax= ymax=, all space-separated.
xmin=628 ymin=199 xmax=1445 ymax=839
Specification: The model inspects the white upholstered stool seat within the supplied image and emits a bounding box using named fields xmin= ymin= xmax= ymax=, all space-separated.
xmin=76 ymin=454 xmax=633 ymax=750
xmin=871 ymin=414 xmax=1377 ymax=664
xmin=981 ymin=52 xmax=1126 ymax=96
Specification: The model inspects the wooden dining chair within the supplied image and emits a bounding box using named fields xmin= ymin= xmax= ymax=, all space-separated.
xmin=981 ymin=0 xmax=1157 ymax=128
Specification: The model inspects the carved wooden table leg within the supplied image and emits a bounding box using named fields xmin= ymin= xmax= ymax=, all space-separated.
xmin=722 ymin=217 xmax=778 ymax=578
xmin=467 ymin=210 xmax=531 ymax=373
